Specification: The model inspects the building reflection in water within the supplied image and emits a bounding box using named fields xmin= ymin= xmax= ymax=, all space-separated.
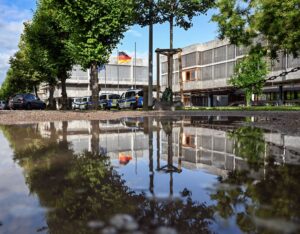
xmin=1 ymin=116 xmax=300 ymax=233
xmin=37 ymin=116 xmax=300 ymax=185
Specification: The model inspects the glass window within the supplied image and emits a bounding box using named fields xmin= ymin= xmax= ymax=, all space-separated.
xmin=100 ymin=95 xmax=106 ymax=100
xmin=201 ymin=50 xmax=213 ymax=65
xmin=213 ymin=46 xmax=226 ymax=63
xmin=125 ymin=92 xmax=134 ymax=98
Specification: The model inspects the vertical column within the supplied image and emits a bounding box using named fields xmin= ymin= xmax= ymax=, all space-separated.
xmin=208 ymin=94 xmax=214 ymax=107
xmin=148 ymin=117 xmax=154 ymax=195
xmin=156 ymin=52 xmax=160 ymax=100
xmin=179 ymin=51 xmax=184 ymax=103
xmin=156 ymin=120 xmax=161 ymax=170
xmin=148 ymin=21 xmax=153 ymax=108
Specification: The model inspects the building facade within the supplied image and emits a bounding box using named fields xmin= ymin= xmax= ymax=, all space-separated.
xmin=38 ymin=57 xmax=148 ymax=105
xmin=160 ymin=39 xmax=300 ymax=106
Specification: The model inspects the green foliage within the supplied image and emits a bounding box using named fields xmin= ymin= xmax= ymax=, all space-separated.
xmin=24 ymin=0 xmax=75 ymax=109
xmin=157 ymin=0 xmax=215 ymax=29
xmin=46 ymin=0 xmax=135 ymax=109
xmin=1 ymin=122 xmax=214 ymax=233
xmin=0 ymin=43 xmax=42 ymax=100
xmin=212 ymin=0 xmax=300 ymax=58
xmin=229 ymin=52 xmax=267 ymax=106
xmin=162 ymin=87 xmax=173 ymax=103
xmin=228 ymin=126 xmax=265 ymax=169
xmin=24 ymin=0 xmax=74 ymax=84
xmin=48 ymin=0 xmax=135 ymax=69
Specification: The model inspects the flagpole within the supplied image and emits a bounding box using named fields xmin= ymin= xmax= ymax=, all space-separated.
xmin=135 ymin=42 xmax=137 ymax=89
xmin=117 ymin=50 xmax=120 ymax=95
xmin=131 ymin=51 xmax=134 ymax=89
xmin=105 ymin=64 xmax=107 ymax=90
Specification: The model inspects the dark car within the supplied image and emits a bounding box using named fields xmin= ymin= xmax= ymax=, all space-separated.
xmin=11 ymin=94 xmax=46 ymax=110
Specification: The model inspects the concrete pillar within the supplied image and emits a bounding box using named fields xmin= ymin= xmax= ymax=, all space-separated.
xmin=156 ymin=52 xmax=160 ymax=100
xmin=279 ymin=85 xmax=284 ymax=105
xmin=208 ymin=94 xmax=214 ymax=107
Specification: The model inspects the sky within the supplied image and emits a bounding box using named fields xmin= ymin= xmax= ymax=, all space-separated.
xmin=0 ymin=0 xmax=219 ymax=85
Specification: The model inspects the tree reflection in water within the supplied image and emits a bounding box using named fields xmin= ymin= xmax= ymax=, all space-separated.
xmin=2 ymin=120 xmax=300 ymax=233
xmin=211 ymin=126 xmax=300 ymax=233
xmin=1 ymin=123 xmax=213 ymax=234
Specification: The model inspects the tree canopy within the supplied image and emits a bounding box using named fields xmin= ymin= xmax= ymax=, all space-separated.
xmin=46 ymin=0 xmax=135 ymax=109
xmin=0 ymin=38 xmax=43 ymax=100
xmin=212 ymin=0 xmax=300 ymax=59
xmin=228 ymin=52 xmax=268 ymax=106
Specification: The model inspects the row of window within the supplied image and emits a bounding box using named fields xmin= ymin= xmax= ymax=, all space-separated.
xmin=161 ymin=47 xmax=300 ymax=74
xmin=71 ymin=65 xmax=148 ymax=82
xmin=256 ymin=91 xmax=300 ymax=101
xmin=161 ymin=45 xmax=247 ymax=73
xmin=161 ymin=62 xmax=235 ymax=85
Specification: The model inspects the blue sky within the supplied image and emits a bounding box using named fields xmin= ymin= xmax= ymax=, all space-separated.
xmin=0 ymin=0 xmax=219 ymax=84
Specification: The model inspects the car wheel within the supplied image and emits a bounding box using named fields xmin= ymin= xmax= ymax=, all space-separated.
xmin=117 ymin=104 xmax=121 ymax=110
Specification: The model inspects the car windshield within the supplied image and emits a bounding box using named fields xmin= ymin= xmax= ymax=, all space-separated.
xmin=109 ymin=94 xmax=120 ymax=99
xmin=26 ymin=94 xmax=37 ymax=100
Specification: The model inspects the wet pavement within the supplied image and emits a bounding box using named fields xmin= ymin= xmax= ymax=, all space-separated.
xmin=0 ymin=116 xmax=299 ymax=234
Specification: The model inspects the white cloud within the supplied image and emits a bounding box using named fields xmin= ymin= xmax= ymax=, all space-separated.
xmin=0 ymin=3 xmax=32 ymax=84
xmin=127 ymin=29 xmax=143 ymax=38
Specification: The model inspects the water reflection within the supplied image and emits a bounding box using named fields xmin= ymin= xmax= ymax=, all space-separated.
xmin=0 ymin=116 xmax=299 ymax=233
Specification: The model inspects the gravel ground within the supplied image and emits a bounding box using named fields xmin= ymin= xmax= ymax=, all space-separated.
xmin=1 ymin=110 xmax=300 ymax=135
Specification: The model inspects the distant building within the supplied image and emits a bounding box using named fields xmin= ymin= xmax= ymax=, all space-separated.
xmin=38 ymin=57 xmax=148 ymax=106
xmin=160 ymin=39 xmax=300 ymax=106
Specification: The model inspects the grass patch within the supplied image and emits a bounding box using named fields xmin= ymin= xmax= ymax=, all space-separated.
xmin=177 ymin=106 xmax=300 ymax=111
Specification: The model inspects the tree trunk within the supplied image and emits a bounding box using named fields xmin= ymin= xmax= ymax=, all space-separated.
xmin=245 ymin=90 xmax=252 ymax=107
xmin=90 ymin=62 xmax=99 ymax=110
xmin=167 ymin=15 xmax=174 ymax=88
xmin=61 ymin=73 xmax=68 ymax=110
xmin=48 ymin=84 xmax=56 ymax=110
xmin=34 ymin=85 xmax=39 ymax=99
xmin=91 ymin=120 xmax=100 ymax=156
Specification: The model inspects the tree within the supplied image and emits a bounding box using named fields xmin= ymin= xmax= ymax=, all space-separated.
xmin=228 ymin=52 xmax=268 ymax=106
xmin=212 ymin=0 xmax=300 ymax=59
xmin=24 ymin=0 xmax=74 ymax=110
xmin=157 ymin=0 xmax=215 ymax=87
xmin=0 ymin=39 xmax=43 ymax=100
xmin=48 ymin=0 xmax=135 ymax=110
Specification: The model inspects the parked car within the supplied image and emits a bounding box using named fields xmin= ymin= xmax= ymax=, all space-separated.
xmin=0 ymin=100 xmax=7 ymax=110
xmin=72 ymin=97 xmax=91 ymax=110
xmin=11 ymin=94 xmax=46 ymax=110
xmin=117 ymin=89 xmax=143 ymax=110
xmin=72 ymin=98 xmax=83 ymax=110
xmin=99 ymin=93 xmax=120 ymax=110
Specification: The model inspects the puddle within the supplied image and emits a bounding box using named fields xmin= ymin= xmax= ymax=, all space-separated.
xmin=0 ymin=116 xmax=299 ymax=233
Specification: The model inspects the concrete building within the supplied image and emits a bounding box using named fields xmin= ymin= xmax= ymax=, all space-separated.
xmin=160 ymin=39 xmax=300 ymax=106
xmin=38 ymin=57 xmax=148 ymax=105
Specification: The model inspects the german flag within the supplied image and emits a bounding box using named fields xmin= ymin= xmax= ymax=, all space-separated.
xmin=118 ymin=51 xmax=132 ymax=64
